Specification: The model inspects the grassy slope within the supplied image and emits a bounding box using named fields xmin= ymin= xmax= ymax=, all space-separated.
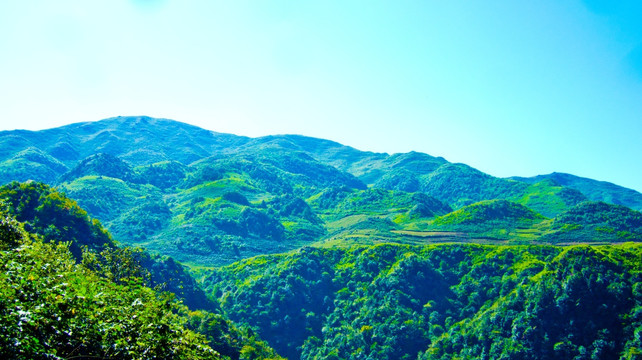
xmin=512 ymin=172 xmax=642 ymax=211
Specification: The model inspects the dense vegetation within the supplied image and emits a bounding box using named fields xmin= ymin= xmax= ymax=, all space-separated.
xmin=199 ymin=243 xmax=642 ymax=360
xmin=0 ymin=200 xmax=283 ymax=359
xmin=0 ymin=181 xmax=216 ymax=310
xmin=50 ymin=150 xmax=642 ymax=266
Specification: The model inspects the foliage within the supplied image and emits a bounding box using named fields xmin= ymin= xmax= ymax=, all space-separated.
xmin=135 ymin=160 xmax=188 ymax=189
xmin=0 ymin=181 xmax=221 ymax=312
xmin=0 ymin=200 xmax=282 ymax=360
xmin=202 ymin=243 xmax=642 ymax=360
xmin=0 ymin=238 xmax=220 ymax=359
xmin=82 ymin=245 xmax=152 ymax=286
xmin=546 ymin=201 xmax=642 ymax=243
xmin=0 ymin=201 xmax=29 ymax=250
xmin=186 ymin=310 xmax=284 ymax=360
xmin=420 ymin=244 xmax=642 ymax=360
xmin=0 ymin=181 xmax=115 ymax=259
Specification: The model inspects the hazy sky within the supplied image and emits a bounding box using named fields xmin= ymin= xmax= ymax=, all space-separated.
xmin=1 ymin=0 xmax=641 ymax=192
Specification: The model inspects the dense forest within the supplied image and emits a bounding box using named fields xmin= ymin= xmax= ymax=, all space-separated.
xmin=1 ymin=117 xmax=642 ymax=359
xmin=0 ymin=183 xmax=282 ymax=359
xmin=199 ymin=243 xmax=642 ymax=360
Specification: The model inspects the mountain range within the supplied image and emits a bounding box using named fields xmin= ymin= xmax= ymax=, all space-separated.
xmin=1 ymin=115 xmax=641 ymax=266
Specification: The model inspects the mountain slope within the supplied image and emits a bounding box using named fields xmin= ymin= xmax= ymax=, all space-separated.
xmin=1 ymin=116 xmax=638 ymax=214
xmin=2 ymin=116 xmax=641 ymax=267
xmin=59 ymin=153 xmax=137 ymax=183
xmin=56 ymin=149 xmax=367 ymax=265
xmin=199 ymin=242 xmax=642 ymax=360
xmin=0 ymin=181 xmax=217 ymax=311
xmin=512 ymin=172 xmax=642 ymax=211
xmin=544 ymin=201 xmax=642 ymax=243
xmin=0 ymin=190 xmax=284 ymax=360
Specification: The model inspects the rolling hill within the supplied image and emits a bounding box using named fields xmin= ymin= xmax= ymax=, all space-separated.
xmin=512 ymin=172 xmax=642 ymax=211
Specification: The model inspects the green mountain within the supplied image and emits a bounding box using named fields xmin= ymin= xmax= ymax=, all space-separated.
xmin=1 ymin=116 xmax=641 ymax=267
xmin=510 ymin=179 xmax=588 ymax=217
xmin=512 ymin=172 xmax=642 ymax=211
xmin=245 ymin=136 xmax=585 ymax=215
xmin=544 ymin=201 xmax=642 ymax=243
xmin=429 ymin=199 xmax=546 ymax=232
xmin=3 ymin=116 xmax=642 ymax=359
xmin=59 ymin=152 xmax=137 ymax=183
xmin=0 ymin=116 xmax=629 ymax=215
xmin=0 ymin=147 xmax=68 ymax=186
xmin=198 ymin=242 xmax=642 ymax=360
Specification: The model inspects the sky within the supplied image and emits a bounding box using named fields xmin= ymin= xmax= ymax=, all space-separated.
xmin=1 ymin=0 xmax=641 ymax=192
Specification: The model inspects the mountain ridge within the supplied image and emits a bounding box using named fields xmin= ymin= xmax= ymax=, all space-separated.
xmin=2 ymin=116 xmax=641 ymax=266
xmin=2 ymin=116 xmax=640 ymax=206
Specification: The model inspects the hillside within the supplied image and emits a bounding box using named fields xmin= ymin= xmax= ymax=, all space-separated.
xmin=3 ymin=116 xmax=642 ymax=359
xmin=0 ymin=188 xmax=283 ymax=360
xmin=2 ymin=116 xmax=639 ymax=212
xmin=429 ymin=199 xmax=546 ymax=232
xmin=544 ymin=201 xmax=642 ymax=243
xmin=1 ymin=117 xmax=642 ymax=266
xmin=0 ymin=181 xmax=217 ymax=311
xmin=512 ymin=172 xmax=642 ymax=211
xmin=5 ymin=182 xmax=641 ymax=359
xmin=198 ymin=242 xmax=642 ymax=360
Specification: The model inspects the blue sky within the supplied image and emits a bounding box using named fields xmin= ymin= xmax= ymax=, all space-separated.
xmin=1 ymin=0 xmax=641 ymax=192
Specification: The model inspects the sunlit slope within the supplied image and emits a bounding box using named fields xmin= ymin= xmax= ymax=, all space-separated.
xmin=513 ymin=172 xmax=642 ymax=211
xmin=2 ymin=117 xmax=641 ymax=267
xmin=199 ymin=242 xmax=642 ymax=360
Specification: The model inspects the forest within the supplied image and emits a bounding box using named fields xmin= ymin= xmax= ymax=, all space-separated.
xmin=0 ymin=182 xmax=282 ymax=359
xmin=199 ymin=243 xmax=642 ymax=359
